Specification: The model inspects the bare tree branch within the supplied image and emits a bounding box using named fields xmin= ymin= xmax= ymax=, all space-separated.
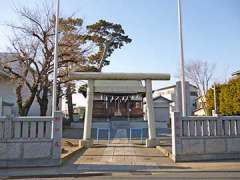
xmin=185 ymin=60 xmax=216 ymax=114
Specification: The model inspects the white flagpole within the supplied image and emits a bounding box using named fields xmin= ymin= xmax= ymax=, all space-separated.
xmin=177 ymin=0 xmax=187 ymax=116
xmin=52 ymin=0 xmax=60 ymax=116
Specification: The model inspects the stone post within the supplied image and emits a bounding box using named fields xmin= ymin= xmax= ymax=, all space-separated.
xmin=175 ymin=81 xmax=182 ymax=114
xmin=185 ymin=81 xmax=191 ymax=116
xmin=211 ymin=111 xmax=222 ymax=135
xmin=216 ymin=115 xmax=223 ymax=136
xmin=176 ymin=81 xmax=191 ymax=116
xmin=145 ymin=79 xmax=158 ymax=147
xmin=0 ymin=96 xmax=2 ymax=116
xmin=171 ymin=112 xmax=182 ymax=162
xmin=80 ymin=80 xmax=94 ymax=148
xmin=4 ymin=115 xmax=13 ymax=139
xmin=52 ymin=111 xmax=62 ymax=162
xmin=212 ymin=110 xmax=219 ymax=117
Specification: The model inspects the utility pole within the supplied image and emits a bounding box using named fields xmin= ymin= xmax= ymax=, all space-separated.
xmin=177 ymin=0 xmax=187 ymax=116
xmin=52 ymin=0 xmax=60 ymax=116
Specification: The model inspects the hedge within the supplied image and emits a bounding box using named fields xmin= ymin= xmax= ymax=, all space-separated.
xmin=206 ymin=76 xmax=240 ymax=115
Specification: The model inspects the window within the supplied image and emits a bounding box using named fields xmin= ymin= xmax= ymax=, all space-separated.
xmin=190 ymin=91 xmax=198 ymax=96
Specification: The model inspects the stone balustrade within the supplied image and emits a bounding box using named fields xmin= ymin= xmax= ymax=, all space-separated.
xmin=0 ymin=117 xmax=7 ymax=138
xmin=0 ymin=112 xmax=62 ymax=167
xmin=0 ymin=117 xmax=52 ymax=140
xmin=181 ymin=116 xmax=240 ymax=137
xmin=172 ymin=112 xmax=240 ymax=162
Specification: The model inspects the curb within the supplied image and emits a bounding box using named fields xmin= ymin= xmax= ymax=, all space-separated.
xmin=6 ymin=172 xmax=112 ymax=179
xmin=5 ymin=169 xmax=240 ymax=179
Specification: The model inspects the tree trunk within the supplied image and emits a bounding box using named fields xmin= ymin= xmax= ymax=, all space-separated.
xmin=66 ymin=84 xmax=74 ymax=121
xmin=37 ymin=86 xmax=49 ymax=116
xmin=36 ymin=77 xmax=50 ymax=116
xmin=56 ymin=83 xmax=61 ymax=111
xmin=16 ymin=83 xmax=38 ymax=116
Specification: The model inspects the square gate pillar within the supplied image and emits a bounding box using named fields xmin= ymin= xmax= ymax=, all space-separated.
xmin=145 ymin=79 xmax=159 ymax=147
xmin=80 ymin=80 xmax=94 ymax=148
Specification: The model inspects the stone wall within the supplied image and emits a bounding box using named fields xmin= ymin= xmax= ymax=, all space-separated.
xmin=0 ymin=112 xmax=62 ymax=167
xmin=172 ymin=112 xmax=240 ymax=162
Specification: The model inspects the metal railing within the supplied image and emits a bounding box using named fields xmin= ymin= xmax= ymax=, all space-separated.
xmin=129 ymin=128 xmax=144 ymax=143
xmin=96 ymin=128 xmax=111 ymax=143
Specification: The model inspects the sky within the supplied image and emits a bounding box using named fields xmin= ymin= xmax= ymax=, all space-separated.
xmin=0 ymin=0 xmax=240 ymax=89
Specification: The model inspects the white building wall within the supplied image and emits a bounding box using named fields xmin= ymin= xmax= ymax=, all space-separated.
xmin=153 ymin=81 xmax=198 ymax=115
xmin=0 ymin=78 xmax=52 ymax=116
xmin=0 ymin=79 xmax=16 ymax=116
xmin=61 ymin=93 xmax=86 ymax=115
xmin=143 ymin=97 xmax=170 ymax=128
xmin=153 ymin=99 xmax=170 ymax=128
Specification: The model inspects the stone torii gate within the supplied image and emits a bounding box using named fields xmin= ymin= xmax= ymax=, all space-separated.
xmin=70 ymin=72 xmax=170 ymax=148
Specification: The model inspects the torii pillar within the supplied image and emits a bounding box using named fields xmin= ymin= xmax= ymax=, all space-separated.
xmin=79 ymin=80 xmax=94 ymax=148
xmin=145 ymin=79 xmax=158 ymax=147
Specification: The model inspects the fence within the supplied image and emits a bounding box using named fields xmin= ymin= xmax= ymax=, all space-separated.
xmin=96 ymin=128 xmax=111 ymax=143
xmin=129 ymin=128 xmax=144 ymax=144
xmin=181 ymin=116 xmax=240 ymax=137
xmin=172 ymin=112 xmax=240 ymax=162
xmin=0 ymin=111 xmax=62 ymax=167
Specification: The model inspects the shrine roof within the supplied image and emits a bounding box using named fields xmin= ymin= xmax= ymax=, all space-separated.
xmin=94 ymin=80 xmax=145 ymax=93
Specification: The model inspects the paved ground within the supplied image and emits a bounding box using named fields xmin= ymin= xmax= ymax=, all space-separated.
xmin=69 ymin=139 xmax=240 ymax=172
xmin=13 ymin=172 xmax=240 ymax=180
xmin=73 ymin=139 xmax=175 ymax=172
xmin=2 ymin=139 xmax=240 ymax=179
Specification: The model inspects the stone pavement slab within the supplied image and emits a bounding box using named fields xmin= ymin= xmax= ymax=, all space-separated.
xmin=2 ymin=140 xmax=240 ymax=178
xmin=74 ymin=141 xmax=173 ymax=168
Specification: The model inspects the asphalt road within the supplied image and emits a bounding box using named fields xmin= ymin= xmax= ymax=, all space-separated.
xmin=7 ymin=171 xmax=240 ymax=180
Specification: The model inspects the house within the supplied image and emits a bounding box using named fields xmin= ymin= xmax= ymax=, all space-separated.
xmin=153 ymin=96 xmax=172 ymax=127
xmin=0 ymin=53 xmax=52 ymax=116
xmin=232 ymin=70 xmax=240 ymax=76
xmin=0 ymin=67 xmax=15 ymax=116
xmin=153 ymin=81 xmax=199 ymax=116
xmin=193 ymin=96 xmax=207 ymax=116
xmin=143 ymin=95 xmax=172 ymax=128
xmin=232 ymin=70 xmax=240 ymax=78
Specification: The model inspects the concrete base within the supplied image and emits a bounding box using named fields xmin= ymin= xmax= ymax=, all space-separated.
xmin=79 ymin=139 xmax=93 ymax=148
xmin=145 ymin=138 xmax=160 ymax=148
xmin=173 ymin=153 xmax=240 ymax=162
xmin=0 ymin=159 xmax=61 ymax=168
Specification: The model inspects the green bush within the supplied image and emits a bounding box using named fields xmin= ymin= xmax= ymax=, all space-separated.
xmin=206 ymin=76 xmax=240 ymax=115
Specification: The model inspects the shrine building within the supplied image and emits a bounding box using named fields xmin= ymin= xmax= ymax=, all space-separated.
xmin=92 ymin=80 xmax=145 ymax=120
